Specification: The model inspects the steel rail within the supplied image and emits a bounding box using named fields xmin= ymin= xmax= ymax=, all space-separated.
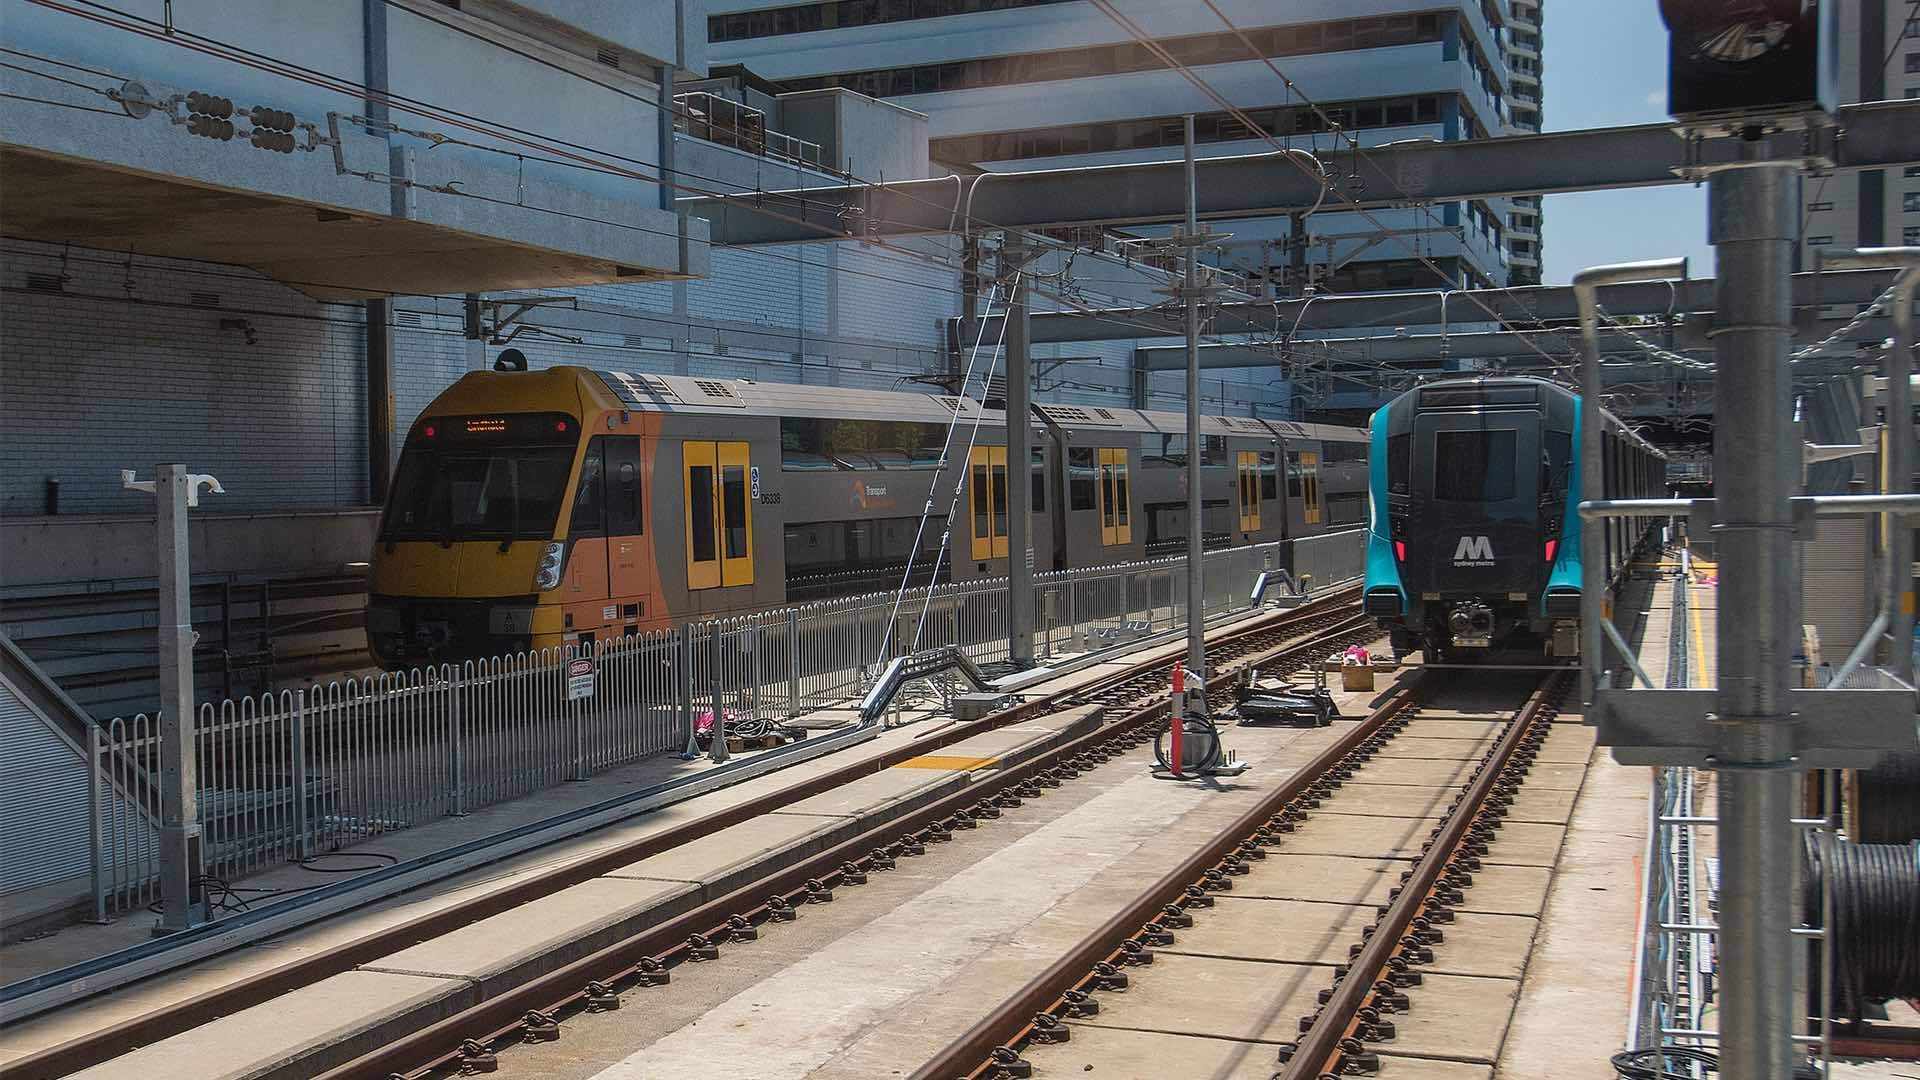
xmin=313 ymin=612 xmax=1380 ymax=1080
xmin=1279 ymin=670 xmax=1568 ymax=1079
xmin=9 ymin=591 xmax=1360 ymax=1080
xmin=909 ymin=671 xmax=1432 ymax=1080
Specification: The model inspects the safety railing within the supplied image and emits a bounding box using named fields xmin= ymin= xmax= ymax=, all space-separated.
xmin=86 ymin=532 xmax=1363 ymax=918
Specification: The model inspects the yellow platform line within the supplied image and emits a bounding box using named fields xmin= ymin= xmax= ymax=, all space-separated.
xmin=893 ymin=755 xmax=999 ymax=771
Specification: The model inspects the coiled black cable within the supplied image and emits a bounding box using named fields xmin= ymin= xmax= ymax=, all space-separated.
xmin=1802 ymin=830 xmax=1920 ymax=1022
xmin=1610 ymin=1046 xmax=1717 ymax=1079
xmin=1153 ymin=713 xmax=1224 ymax=775
xmin=1852 ymin=751 xmax=1920 ymax=843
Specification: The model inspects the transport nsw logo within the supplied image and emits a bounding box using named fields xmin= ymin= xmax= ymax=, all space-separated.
xmin=1452 ymin=535 xmax=1496 ymax=566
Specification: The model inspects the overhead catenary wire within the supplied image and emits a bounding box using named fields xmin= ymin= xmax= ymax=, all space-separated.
xmin=876 ymin=272 xmax=1014 ymax=667
xmin=1162 ymin=0 xmax=1582 ymax=381
xmin=907 ymin=268 xmax=1025 ymax=659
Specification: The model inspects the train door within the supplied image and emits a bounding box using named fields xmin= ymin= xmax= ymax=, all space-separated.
xmin=564 ymin=442 xmax=612 ymax=623
xmin=1412 ymin=412 xmax=1539 ymax=592
xmin=1236 ymin=451 xmax=1261 ymax=533
xmin=684 ymin=440 xmax=755 ymax=591
xmin=1301 ymin=451 xmax=1323 ymax=525
xmin=969 ymin=446 xmax=1009 ymax=561
xmin=602 ymin=436 xmax=645 ymax=600
xmin=1097 ymin=448 xmax=1132 ymax=546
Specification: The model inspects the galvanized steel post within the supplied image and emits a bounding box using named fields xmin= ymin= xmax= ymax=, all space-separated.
xmin=1709 ymin=149 xmax=1801 ymax=1080
xmin=88 ymin=721 xmax=105 ymax=924
xmin=1006 ymin=236 xmax=1036 ymax=669
xmin=1182 ymin=113 xmax=1207 ymax=703
xmin=154 ymin=465 xmax=202 ymax=932
xmin=786 ymin=607 xmax=801 ymax=716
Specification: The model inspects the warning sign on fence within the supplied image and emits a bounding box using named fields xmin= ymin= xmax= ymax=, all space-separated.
xmin=566 ymin=657 xmax=596 ymax=701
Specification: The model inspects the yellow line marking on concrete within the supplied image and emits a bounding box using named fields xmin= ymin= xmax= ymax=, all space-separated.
xmin=1688 ymin=576 xmax=1710 ymax=689
xmin=893 ymin=755 xmax=999 ymax=771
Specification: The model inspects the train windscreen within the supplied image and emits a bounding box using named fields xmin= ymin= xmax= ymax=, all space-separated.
xmin=382 ymin=446 xmax=577 ymax=541
xmin=1432 ymin=430 xmax=1519 ymax=502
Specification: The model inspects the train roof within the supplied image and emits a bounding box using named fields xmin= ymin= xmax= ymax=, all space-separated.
xmin=1391 ymin=375 xmax=1663 ymax=458
xmin=584 ymin=368 xmax=1365 ymax=443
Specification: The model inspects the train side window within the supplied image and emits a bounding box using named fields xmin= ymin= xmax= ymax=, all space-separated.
xmin=1286 ymin=451 xmax=1304 ymax=498
xmin=1388 ymin=433 xmax=1412 ymax=495
xmin=1068 ymin=447 xmax=1096 ymax=510
xmin=570 ymin=439 xmax=606 ymax=536
xmin=1258 ymin=450 xmax=1278 ymax=500
xmin=1032 ymin=446 xmax=1046 ymax=512
xmin=605 ymin=436 xmax=643 ymax=536
xmin=718 ymin=441 xmax=754 ymax=586
xmin=684 ymin=441 xmax=720 ymax=590
xmin=1112 ymin=451 xmax=1131 ymax=544
xmin=1098 ymin=448 xmax=1118 ymax=544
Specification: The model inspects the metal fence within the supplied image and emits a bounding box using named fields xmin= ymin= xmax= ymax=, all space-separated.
xmin=87 ymin=531 xmax=1363 ymax=917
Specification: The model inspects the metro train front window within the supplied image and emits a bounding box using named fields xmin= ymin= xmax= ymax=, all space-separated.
xmin=1433 ymin=430 xmax=1518 ymax=502
xmin=1543 ymin=430 xmax=1573 ymax=498
xmin=382 ymin=446 xmax=576 ymax=541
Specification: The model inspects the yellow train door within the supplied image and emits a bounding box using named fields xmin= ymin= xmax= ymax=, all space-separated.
xmin=1097 ymin=448 xmax=1132 ymax=546
xmin=1236 ymin=450 xmax=1261 ymax=532
xmin=684 ymin=440 xmax=755 ymax=590
xmin=1301 ymin=450 xmax=1323 ymax=525
xmin=717 ymin=441 xmax=755 ymax=587
xmin=969 ymin=446 xmax=1009 ymax=560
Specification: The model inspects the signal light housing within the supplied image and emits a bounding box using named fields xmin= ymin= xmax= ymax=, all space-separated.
xmin=1658 ymin=0 xmax=1835 ymax=124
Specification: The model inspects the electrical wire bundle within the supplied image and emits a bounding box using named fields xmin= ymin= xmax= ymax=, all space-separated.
xmin=1803 ymin=830 xmax=1920 ymax=1022
xmin=1852 ymin=750 xmax=1920 ymax=843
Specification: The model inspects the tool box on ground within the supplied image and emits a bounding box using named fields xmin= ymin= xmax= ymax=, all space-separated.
xmin=1227 ymin=665 xmax=1338 ymax=727
xmin=1339 ymin=645 xmax=1375 ymax=691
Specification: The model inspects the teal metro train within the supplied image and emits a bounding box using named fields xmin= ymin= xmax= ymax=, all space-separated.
xmin=1362 ymin=376 xmax=1666 ymax=662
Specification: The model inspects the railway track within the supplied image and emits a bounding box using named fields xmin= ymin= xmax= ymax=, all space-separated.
xmin=913 ymin=666 xmax=1572 ymax=1080
xmin=295 ymin=599 xmax=1377 ymax=1080
xmin=13 ymin=590 xmax=1370 ymax=1080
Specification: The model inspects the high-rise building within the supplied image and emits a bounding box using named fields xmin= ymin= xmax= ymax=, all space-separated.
xmin=1799 ymin=0 xmax=1919 ymax=266
xmin=707 ymin=1 xmax=1521 ymax=296
xmin=1503 ymin=0 xmax=1544 ymax=286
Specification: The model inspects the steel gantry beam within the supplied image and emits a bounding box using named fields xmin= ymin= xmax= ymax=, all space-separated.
xmin=1130 ymin=317 xmax=1893 ymax=373
xmin=679 ymin=101 xmax=1920 ymax=246
xmin=1007 ymin=266 xmax=1903 ymax=344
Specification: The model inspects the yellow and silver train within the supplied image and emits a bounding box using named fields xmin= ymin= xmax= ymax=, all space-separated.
xmin=366 ymin=365 xmax=1368 ymax=667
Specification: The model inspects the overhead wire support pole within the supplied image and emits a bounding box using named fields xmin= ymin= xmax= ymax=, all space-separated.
xmin=1005 ymin=235 xmax=1036 ymax=669
xmin=1708 ymin=139 xmax=1801 ymax=1080
xmin=1181 ymin=113 xmax=1207 ymax=699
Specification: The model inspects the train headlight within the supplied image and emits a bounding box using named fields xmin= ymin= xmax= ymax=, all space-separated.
xmin=534 ymin=542 xmax=567 ymax=591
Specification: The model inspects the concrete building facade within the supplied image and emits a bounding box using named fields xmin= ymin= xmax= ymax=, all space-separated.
xmin=707 ymin=0 xmax=1527 ymax=295
xmin=1797 ymin=0 xmax=1920 ymax=267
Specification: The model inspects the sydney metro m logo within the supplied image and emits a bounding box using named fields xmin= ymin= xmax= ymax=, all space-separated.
xmin=1452 ymin=535 xmax=1495 ymax=566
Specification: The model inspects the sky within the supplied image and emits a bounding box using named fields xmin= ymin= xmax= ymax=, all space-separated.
xmin=1539 ymin=3 xmax=1718 ymax=284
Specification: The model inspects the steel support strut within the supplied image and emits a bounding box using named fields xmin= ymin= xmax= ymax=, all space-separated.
xmin=1006 ymin=237 xmax=1036 ymax=669
xmin=1709 ymin=148 xmax=1802 ymax=1079
xmin=1182 ymin=114 xmax=1207 ymax=702
xmin=1817 ymin=247 xmax=1920 ymax=684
